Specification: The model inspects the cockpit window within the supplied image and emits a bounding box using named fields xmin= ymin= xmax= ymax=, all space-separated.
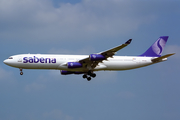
xmin=8 ymin=57 xmax=13 ymax=59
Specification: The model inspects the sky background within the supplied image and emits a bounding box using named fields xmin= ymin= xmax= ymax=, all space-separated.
xmin=0 ymin=0 xmax=180 ymax=120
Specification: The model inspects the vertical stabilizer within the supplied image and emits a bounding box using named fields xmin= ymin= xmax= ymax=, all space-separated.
xmin=140 ymin=36 xmax=169 ymax=57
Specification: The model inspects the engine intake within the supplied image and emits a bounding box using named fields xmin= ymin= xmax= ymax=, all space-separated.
xmin=67 ymin=62 xmax=82 ymax=68
xmin=89 ymin=54 xmax=106 ymax=61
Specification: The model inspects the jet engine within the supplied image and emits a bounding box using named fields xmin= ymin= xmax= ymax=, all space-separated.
xmin=67 ymin=62 xmax=82 ymax=68
xmin=89 ymin=54 xmax=106 ymax=61
xmin=60 ymin=70 xmax=84 ymax=75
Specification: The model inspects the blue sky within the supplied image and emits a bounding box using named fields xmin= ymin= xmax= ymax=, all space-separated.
xmin=0 ymin=0 xmax=180 ymax=120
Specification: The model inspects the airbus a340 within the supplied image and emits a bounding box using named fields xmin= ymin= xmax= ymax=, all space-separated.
xmin=3 ymin=36 xmax=175 ymax=81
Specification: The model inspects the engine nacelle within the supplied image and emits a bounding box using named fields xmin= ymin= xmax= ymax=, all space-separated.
xmin=60 ymin=70 xmax=84 ymax=75
xmin=61 ymin=70 xmax=73 ymax=75
xmin=67 ymin=62 xmax=82 ymax=68
xmin=89 ymin=54 xmax=106 ymax=61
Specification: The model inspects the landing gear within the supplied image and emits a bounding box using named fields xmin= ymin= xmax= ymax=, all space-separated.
xmin=19 ymin=68 xmax=23 ymax=75
xmin=90 ymin=73 xmax=96 ymax=78
xmin=20 ymin=71 xmax=23 ymax=75
xmin=87 ymin=77 xmax=91 ymax=81
xmin=82 ymin=71 xmax=96 ymax=81
xmin=83 ymin=74 xmax=87 ymax=78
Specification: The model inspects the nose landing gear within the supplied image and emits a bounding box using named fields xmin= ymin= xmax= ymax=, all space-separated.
xmin=20 ymin=68 xmax=23 ymax=75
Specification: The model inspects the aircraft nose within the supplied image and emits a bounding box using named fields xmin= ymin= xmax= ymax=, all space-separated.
xmin=3 ymin=59 xmax=9 ymax=65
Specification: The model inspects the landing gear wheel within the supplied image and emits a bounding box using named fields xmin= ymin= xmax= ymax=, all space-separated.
xmin=19 ymin=68 xmax=23 ymax=75
xmin=83 ymin=74 xmax=87 ymax=79
xmin=20 ymin=71 xmax=23 ymax=75
xmin=91 ymin=73 xmax=96 ymax=78
xmin=87 ymin=77 xmax=91 ymax=81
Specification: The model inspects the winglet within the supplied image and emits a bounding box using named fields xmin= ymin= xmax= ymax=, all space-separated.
xmin=125 ymin=39 xmax=132 ymax=44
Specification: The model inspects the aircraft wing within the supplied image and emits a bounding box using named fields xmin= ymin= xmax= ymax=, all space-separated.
xmin=78 ymin=39 xmax=132 ymax=69
xmin=98 ymin=39 xmax=132 ymax=57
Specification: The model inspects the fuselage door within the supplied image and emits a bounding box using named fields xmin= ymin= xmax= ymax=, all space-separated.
xmin=17 ymin=56 xmax=22 ymax=62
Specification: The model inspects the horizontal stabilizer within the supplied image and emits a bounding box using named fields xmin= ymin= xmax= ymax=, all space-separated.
xmin=151 ymin=53 xmax=175 ymax=63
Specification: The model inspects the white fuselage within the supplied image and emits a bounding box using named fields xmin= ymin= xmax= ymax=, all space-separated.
xmin=3 ymin=54 xmax=156 ymax=72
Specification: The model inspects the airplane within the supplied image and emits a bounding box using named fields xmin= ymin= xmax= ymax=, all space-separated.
xmin=3 ymin=36 xmax=175 ymax=81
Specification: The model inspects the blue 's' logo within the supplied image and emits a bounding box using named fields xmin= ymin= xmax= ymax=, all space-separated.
xmin=23 ymin=56 xmax=56 ymax=63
